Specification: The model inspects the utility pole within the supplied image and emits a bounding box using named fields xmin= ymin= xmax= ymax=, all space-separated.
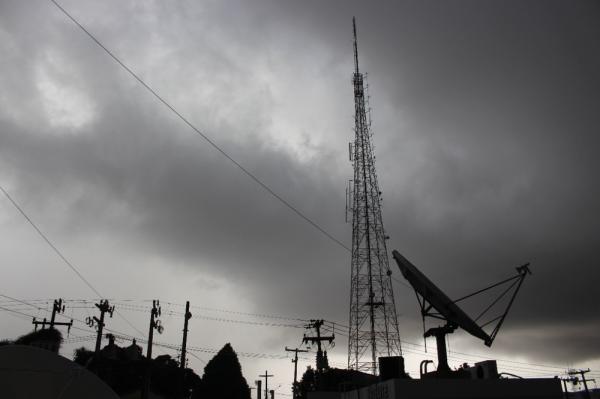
xmin=285 ymin=347 xmax=308 ymax=398
xmin=255 ymin=380 xmax=262 ymax=399
xmin=259 ymin=370 xmax=273 ymax=399
xmin=568 ymin=369 xmax=593 ymax=399
xmin=302 ymin=320 xmax=334 ymax=372
xmin=85 ymin=300 xmax=115 ymax=353
xmin=146 ymin=300 xmax=163 ymax=359
xmin=32 ymin=298 xmax=73 ymax=333
xmin=559 ymin=376 xmax=577 ymax=399
xmin=177 ymin=301 xmax=192 ymax=399
xmin=180 ymin=301 xmax=192 ymax=369
xmin=142 ymin=300 xmax=163 ymax=399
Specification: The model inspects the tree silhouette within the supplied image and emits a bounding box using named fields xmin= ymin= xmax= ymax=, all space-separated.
xmin=14 ymin=327 xmax=63 ymax=352
xmin=298 ymin=366 xmax=378 ymax=398
xmin=193 ymin=343 xmax=250 ymax=399
xmin=73 ymin=346 xmax=94 ymax=366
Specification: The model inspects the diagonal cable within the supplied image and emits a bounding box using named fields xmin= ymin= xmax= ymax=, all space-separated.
xmin=0 ymin=184 xmax=147 ymax=338
xmin=1 ymin=185 xmax=101 ymax=297
xmin=49 ymin=0 xmax=349 ymax=252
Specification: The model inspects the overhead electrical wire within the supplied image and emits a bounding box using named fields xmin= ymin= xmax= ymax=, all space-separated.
xmin=2 ymin=3 xmax=575 ymax=382
xmin=0 ymin=298 xmax=316 ymax=365
xmin=115 ymin=303 xmax=306 ymax=329
xmin=0 ymin=296 xmax=295 ymax=364
xmin=21 ymin=0 xmax=419 ymax=366
xmin=0 ymin=295 xmax=167 ymax=359
xmin=162 ymin=301 xmax=310 ymax=322
xmin=1 ymin=0 xmax=357 ymax=357
xmin=307 ymin=320 xmax=575 ymax=375
xmin=0 ymin=296 xmax=129 ymax=338
xmin=2 ymin=296 xmax=579 ymax=376
xmin=0 ymin=185 xmax=148 ymax=339
xmin=47 ymin=0 xmax=350 ymax=253
xmin=0 ymin=186 xmax=101 ymax=297
xmin=0 ymin=298 xmax=584 ymax=379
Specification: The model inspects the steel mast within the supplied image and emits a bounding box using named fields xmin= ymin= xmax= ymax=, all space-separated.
xmin=347 ymin=17 xmax=402 ymax=374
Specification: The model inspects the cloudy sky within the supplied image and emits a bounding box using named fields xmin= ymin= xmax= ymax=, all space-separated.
xmin=1 ymin=0 xmax=599 ymax=392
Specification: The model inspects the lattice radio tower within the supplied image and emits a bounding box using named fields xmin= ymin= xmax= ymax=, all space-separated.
xmin=347 ymin=17 xmax=402 ymax=374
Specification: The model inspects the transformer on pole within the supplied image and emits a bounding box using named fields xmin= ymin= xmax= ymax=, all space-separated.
xmin=347 ymin=17 xmax=402 ymax=375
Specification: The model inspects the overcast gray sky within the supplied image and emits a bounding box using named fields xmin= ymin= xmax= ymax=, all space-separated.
xmin=1 ymin=0 xmax=599 ymax=391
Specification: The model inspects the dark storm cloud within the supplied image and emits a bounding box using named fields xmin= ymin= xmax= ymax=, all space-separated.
xmin=1 ymin=0 xmax=599 ymax=367
xmin=490 ymin=321 xmax=600 ymax=365
xmin=267 ymin=0 xmax=600 ymax=360
xmin=0 ymin=0 xmax=351 ymax=320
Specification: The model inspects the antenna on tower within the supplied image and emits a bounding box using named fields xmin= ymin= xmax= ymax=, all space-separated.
xmin=353 ymin=17 xmax=360 ymax=74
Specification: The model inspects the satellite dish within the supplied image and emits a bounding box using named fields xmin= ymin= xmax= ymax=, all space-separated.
xmin=392 ymin=250 xmax=531 ymax=375
xmin=393 ymin=250 xmax=491 ymax=345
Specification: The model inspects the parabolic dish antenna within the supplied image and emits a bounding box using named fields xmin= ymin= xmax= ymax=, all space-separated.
xmin=393 ymin=251 xmax=492 ymax=345
xmin=392 ymin=250 xmax=531 ymax=375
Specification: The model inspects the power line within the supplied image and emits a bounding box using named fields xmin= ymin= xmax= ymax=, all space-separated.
xmin=0 ymin=185 xmax=101 ymax=297
xmin=167 ymin=301 xmax=310 ymax=322
xmin=0 ymin=294 xmax=154 ymax=358
xmin=0 ymin=295 xmax=582 ymax=375
xmin=117 ymin=305 xmax=306 ymax=329
xmin=0 ymin=305 xmax=37 ymax=320
xmin=0 ymin=303 xmax=306 ymax=368
xmin=319 ymin=318 xmax=572 ymax=373
xmin=10 ymin=297 xmax=322 ymax=325
xmin=0 ymin=185 xmax=147 ymax=339
xmin=0 ymin=296 xmax=123 ymax=336
xmin=0 ymin=301 xmax=153 ymax=353
xmin=0 ymin=303 xmax=579 ymax=379
xmin=119 ymin=300 xmax=315 ymax=321
xmin=186 ymin=349 xmax=207 ymax=366
xmin=47 ymin=0 xmax=350 ymax=253
xmin=12 ymin=1 xmax=579 ymax=381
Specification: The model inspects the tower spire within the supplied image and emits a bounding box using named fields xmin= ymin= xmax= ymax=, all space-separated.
xmin=347 ymin=18 xmax=402 ymax=375
xmin=353 ymin=17 xmax=360 ymax=74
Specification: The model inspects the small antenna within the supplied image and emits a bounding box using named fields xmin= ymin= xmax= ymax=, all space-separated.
xmin=353 ymin=17 xmax=360 ymax=74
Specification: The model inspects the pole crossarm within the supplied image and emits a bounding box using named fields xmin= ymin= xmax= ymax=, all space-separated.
xmin=32 ymin=299 xmax=73 ymax=334
xmin=285 ymin=347 xmax=309 ymax=399
xmin=568 ymin=369 xmax=593 ymax=399
xmin=303 ymin=320 xmax=335 ymax=372
xmin=259 ymin=370 xmax=274 ymax=399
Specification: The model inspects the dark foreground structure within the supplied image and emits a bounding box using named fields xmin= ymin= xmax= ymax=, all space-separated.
xmin=304 ymin=357 xmax=562 ymax=399
xmin=339 ymin=376 xmax=563 ymax=399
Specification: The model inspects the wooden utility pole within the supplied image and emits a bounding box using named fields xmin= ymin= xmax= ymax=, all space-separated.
xmin=255 ymin=380 xmax=262 ymax=399
xmin=285 ymin=347 xmax=308 ymax=398
xmin=560 ymin=376 xmax=577 ymax=399
xmin=302 ymin=320 xmax=334 ymax=372
xmin=85 ymin=300 xmax=115 ymax=353
xmin=32 ymin=299 xmax=72 ymax=333
xmin=146 ymin=300 xmax=162 ymax=359
xmin=568 ymin=369 xmax=593 ymax=399
xmin=180 ymin=301 xmax=192 ymax=369
xmin=177 ymin=301 xmax=192 ymax=399
xmin=259 ymin=370 xmax=273 ymax=399
xmin=142 ymin=300 xmax=163 ymax=399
